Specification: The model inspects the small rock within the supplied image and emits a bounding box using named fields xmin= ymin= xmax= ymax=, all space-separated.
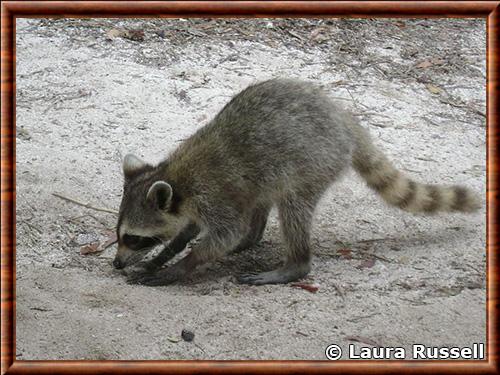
xmin=141 ymin=48 xmax=155 ymax=58
xmin=73 ymin=232 xmax=99 ymax=246
xmin=123 ymin=29 xmax=145 ymax=42
xmin=176 ymin=89 xmax=190 ymax=104
xmin=17 ymin=126 xmax=31 ymax=141
xmin=155 ymin=30 xmax=168 ymax=38
xmin=181 ymin=329 xmax=195 ymax=342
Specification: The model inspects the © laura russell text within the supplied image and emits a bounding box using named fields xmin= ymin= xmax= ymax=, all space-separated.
xmin=325 ymin=343 xmax=485 ymax=360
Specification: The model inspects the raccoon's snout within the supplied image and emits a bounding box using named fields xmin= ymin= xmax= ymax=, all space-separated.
xmin=113 ymin=258 xmax=125 ymax=269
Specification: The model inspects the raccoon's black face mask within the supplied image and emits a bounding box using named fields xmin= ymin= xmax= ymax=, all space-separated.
xmin=112 ymin=233 xmax=163 ymax=269
xmin=121 ymin=234 xmax=162 ymax=251
xmin=113 ymin=154 xmax=188 ymax=269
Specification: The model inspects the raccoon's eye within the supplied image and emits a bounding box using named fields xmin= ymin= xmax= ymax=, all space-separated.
xmin=123 ymin=234 xmax=141 ymax=247
xmin=123 ymin=234 xmax=161 ymax=251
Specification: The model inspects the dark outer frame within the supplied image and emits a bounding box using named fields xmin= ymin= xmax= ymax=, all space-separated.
xmin=1 ymin=1 xmax=498 ymax=374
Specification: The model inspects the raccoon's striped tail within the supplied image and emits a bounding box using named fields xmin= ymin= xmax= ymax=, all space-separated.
xmin=350 ymin=124 xmax=480 ymax=214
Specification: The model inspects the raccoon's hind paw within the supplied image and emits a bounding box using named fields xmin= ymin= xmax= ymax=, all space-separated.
xmin=237 ymin=264 xmax=310 ymax=285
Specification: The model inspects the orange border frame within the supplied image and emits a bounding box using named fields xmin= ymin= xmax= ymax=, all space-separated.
xmin=1 ymin=1 xmax=498 ymax=374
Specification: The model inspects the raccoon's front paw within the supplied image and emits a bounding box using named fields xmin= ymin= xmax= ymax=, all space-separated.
xmin=126 ymin=268 xmax=180 ymax=286
xmin=126 ymin=270 xmax=153 ymax=284
xmin=123 ymin=260 xmax=160 ymax=276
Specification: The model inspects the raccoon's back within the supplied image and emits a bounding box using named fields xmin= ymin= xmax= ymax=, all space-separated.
xmin=193 ymin=79 xmax=353 ymax=176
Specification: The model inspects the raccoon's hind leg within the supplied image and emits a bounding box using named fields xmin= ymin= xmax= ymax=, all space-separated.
xmin=238 ymin=195 xmax=315 ymax=285
xmin=233 ymin=203 xmax=271 ymax=253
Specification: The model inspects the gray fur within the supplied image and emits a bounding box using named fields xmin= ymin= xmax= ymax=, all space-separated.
xmin=114 ymin=78 xmax=480 ymax=285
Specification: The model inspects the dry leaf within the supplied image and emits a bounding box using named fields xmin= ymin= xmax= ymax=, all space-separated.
xmin=416 ymin=58 xmax=445 ymax=69
xmin=332 ymin=80 xmax=347 ymax=86
xmin=310 ymin=27 xmax=329 ymax=43
xmin=433 ymin=286 xmax=463 ymax=297
xmin=123 ymin=30 xmax=145 ymax=42
xmin=430 ymin=58 xmax=445 ymax=65
xmin=426 ymin=84 xmax=442 ymax=95
xmin=290 ymin=282 xmax=320 ymax=293
xmin=101 ymin=232 xmax=118 ymax=250
xmin=310 ymin=27 xmax=327 ymax=38
xmin=338 ymin=248 xmax=352 ymax=259
xmin=416 ymin=60 xmax=433 ymax=69
xmin=80 ymin=231 xmax=116 ymax=255
xmin=80 ymin=242 xmax=100 ymax=255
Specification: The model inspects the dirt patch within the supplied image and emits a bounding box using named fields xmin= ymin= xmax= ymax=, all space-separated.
xmin=16 ymin=18 xmax=486 ymax=360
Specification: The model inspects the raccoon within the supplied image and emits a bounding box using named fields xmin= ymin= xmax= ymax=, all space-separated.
xmin=114 ymin=78 xmax=480 ymax=286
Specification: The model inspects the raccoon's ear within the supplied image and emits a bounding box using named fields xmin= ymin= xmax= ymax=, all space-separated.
xmin=123 ymin=154 xmax=147 ymax=180
xmin=146 ymin=181 xmax=173 ymax=211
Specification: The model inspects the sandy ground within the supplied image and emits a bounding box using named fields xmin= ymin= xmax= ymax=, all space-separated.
xmin=15 ymin=18 xmax=486 ymax=360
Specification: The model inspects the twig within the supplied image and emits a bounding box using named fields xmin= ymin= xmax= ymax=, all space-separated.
xmin=356 ymin=249 xmax=395 ymax=264
xmin=371 ymin=122 xmax=392 ymax=129
xmin=52 ymin=192 xmax=118 ymax=215
xmin=466 ymin=263 xmax=483 ymax=275
xmin=438 ymin=96 xmax=467 ymax=109
xmin=68 ymin=213 xmax=109 ymax=227
xmin=286 ymin=29 xmax=305 ymax=41
xmin=194 ymin=342 xmax=206 ymax=354
xmin=357 ymin=237 xmax=394 ymax=244
xmin=30 ymin=306 xmax=52 ymax=312
xmin=345 ymin=87 xmax=361 ymax=111
xmin=347 ymin=312 xmax=380 ymax=323
xmin=332 ymin=282 xmax=346 ymax=301
xmin=399 ymin=297 xmax=430 ymax=306
xmin=19 ymin=220 xmax=43 ymax=234
xmin=364 ymin=59 xmax=392 ymax=68
xmin=345 ymin=335 xmax=381 ymax=347
xmin=66 ymin=217 xmax=108 ymax=230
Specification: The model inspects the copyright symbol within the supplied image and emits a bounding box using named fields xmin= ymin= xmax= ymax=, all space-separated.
xmin=325 ymin=344 xmax=342 ymax=360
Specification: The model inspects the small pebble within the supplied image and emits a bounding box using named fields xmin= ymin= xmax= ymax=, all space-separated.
xmin=17 ymin=127 xmax=31 ymax=141
xmin=181 ymin=329 xmax=195 ymax=342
